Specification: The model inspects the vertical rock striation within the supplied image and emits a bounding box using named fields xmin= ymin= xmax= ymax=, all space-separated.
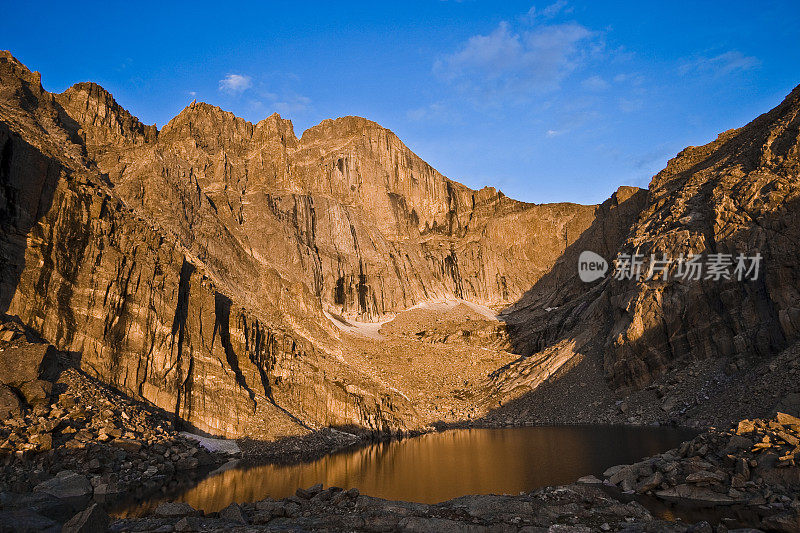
xmin=0 ymin=51 xmax=418 ymax=438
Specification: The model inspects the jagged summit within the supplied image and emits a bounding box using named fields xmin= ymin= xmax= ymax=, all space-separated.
xmin=57 ymin=81 xmax=157 ymax=148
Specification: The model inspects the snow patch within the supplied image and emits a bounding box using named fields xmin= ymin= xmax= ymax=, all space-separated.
xmin=180 ymin=432 xmax=241 ymax=455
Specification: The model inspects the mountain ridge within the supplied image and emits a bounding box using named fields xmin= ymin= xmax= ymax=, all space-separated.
xmin=3 ymin=49 xmax=798 ymax=443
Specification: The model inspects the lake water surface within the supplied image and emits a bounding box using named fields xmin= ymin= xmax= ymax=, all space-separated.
xmin=126 ymin=425 xmax=697 ymax=514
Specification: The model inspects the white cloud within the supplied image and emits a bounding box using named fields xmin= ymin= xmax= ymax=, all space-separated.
xmin=272 ymin=94 xmax=311 ymax=115
xmin=679 ymin=51 xmax=759 ymax=77
xmin=250 ymin=91 xmax=312 ymax=116
xmin=434 ymin=19 xmax=595 ymax=100
xmin=527 ymin=1 xmax=571 ymax=22
xmin=406 ymin=102 xmax=460 ymax=123
xmin=581 ymin=75 xmax=609 ymax=90
xmin=219 ymin=73 xmax=253 ymax=94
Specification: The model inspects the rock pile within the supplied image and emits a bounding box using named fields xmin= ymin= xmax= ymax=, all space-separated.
xmin=111 ymin=483 xmax=694 ymax=532
xmin=602 ymin=414 xmax=800 ymax=532
xmin=0 ymin=363 xmax=230 ymax=530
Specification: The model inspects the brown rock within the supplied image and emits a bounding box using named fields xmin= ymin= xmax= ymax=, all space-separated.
xmin=0 ymin=385 xmax=21 ymax=418
xmin=777 ymin=411 xmax=800 ymax=427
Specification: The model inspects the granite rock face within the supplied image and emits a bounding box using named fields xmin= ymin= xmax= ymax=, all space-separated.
xmin=0 ymin=52 xmax=419 ymax=438
xmin=599 ymin=87 xmax=800 ymax=389
xmin=55 ymin=86 xmax=597 ymax=321
xmin=2 ymin=48 xmax=798 ymax=438
xmin=0 ymin=51 xmax=598 ymax=437
xmin=496 ymin=83 xmax=800 ymax=403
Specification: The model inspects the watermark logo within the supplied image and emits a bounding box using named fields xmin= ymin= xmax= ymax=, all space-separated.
xmin=578 ymin=251 xmax=762 ymax=283
xmin=578 ymin=250 xmax=608 ymax=282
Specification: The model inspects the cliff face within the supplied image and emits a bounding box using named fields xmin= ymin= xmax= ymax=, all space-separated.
xmin=6 ymin=48 xmax=796 ymax=437
xmin=600 ymin=86 xmax=800 ymax=389
xmin=0 ymin=51 xmax=598 ymax=437
xmin=55 ymin=85 xmax=596 ymax=321
xmin=496 ymin=84 xmax=800 ymax=402
xmin=0 ymin=52 xmax=418 ymax=438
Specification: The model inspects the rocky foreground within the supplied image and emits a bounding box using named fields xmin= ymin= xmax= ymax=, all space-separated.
xmin=99 ymin=417 xmax=798 ymax=533
xmin=0 ymin=417 xmax=787 ymax=532
xmin=0 ymin=318 xmax=798 ymax=532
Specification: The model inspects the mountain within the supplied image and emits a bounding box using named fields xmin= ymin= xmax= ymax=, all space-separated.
xmin=486 ymin=84 xmax=800 ymax=425
xmin=2 ymin=49 xmax=798 ymax=441
xmin=0 ymin=51 xmax=602 ymax=438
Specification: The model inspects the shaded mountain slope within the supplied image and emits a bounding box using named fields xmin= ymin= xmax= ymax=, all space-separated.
xmin=490 ymin=83 xmax=800 ymax=416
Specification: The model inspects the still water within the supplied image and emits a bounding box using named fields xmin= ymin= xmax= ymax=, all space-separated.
xmin=126 ymin=425 xmax=696 ymax=514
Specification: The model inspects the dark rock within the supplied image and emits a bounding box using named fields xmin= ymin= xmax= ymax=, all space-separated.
xmin=655 ymin=484 xmax=736 ymax=505
xmin=0 ymin=509 xmax=59 ymax=533
xmin=154 ymin=502 xmax=198 ymax=518
xmin=33 ymin=471 xmax=92 ymax=501
xmin=0 ymin=385 xmax=21 ymax=418
xmin=62 ymin=503 xmax=110 ymax=533
xmin=0 ymin=491 xmax=75 ymax=522
xmin=760 ymin=508 xmax=800 ymax=533
xmin=219 ymin=503 xmax=247 ymax=524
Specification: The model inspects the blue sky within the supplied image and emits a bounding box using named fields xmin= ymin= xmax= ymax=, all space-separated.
xmin=2 ymin=1 xmax=799 ymax=204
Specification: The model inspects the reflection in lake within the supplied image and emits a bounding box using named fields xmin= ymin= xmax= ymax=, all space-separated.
xmin=125 ymin=425 xmax=696 ymax=514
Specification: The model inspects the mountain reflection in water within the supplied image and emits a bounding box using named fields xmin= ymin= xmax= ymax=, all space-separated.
xmin=124 ymin=426 xmax=696 ymax=514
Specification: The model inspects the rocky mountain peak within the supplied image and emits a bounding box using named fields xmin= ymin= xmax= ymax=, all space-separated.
xmin=651 ymin=83 xmax=800 ymax=193
xmin=55 ymin=82 xmax=157 ymax=150
xmin=159 ymin=101 xmax=298 ymax=152
xmin=299 ymin=115 xmax=385 ymax=143
xmin=0 ymin=51 xmax=49 ymax=112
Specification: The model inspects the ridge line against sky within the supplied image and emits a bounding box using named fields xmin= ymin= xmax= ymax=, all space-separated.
xmin=2 ymin=0 xmax=798 ymax=205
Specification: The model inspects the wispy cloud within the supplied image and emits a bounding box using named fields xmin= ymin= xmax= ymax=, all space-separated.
xmin=218 ymin=73 xmax=253 ymax=94
xmin=526 ymin=0 xmax=572 ymax=22
xmin=250 ymin=91 xmax=312 ymax=116
xmin=434 ymin=18 xmax=595 ymax=101
xmin=543 ymin=103 xmax=601 ymax=138
xmin=679 ymin=50 xmax=759 ymax=77
xmin=272 ymin=94 xmax=312 ymax=115
xmin=582 ymin=75 xmax=609 ymax=90
xmin=406 ymin=102 xmax=462 ymax=123
xmin=618 ymin=97 xmax=643 ymax=113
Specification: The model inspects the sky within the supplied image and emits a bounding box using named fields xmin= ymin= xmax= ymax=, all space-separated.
xmin=2 ymin=1 xmax=799 ymax=205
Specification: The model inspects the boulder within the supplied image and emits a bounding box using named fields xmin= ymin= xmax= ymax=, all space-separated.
xmin=685 ymin=470 xmax=727 ymax=484
xmin=760 ymin=508 xmax=800 ymax=533
xmin=0 ymin=509 xmax=58 ymax=533
xmin=62 ymin=504 xmax=110 ymax=533
xmin=0 ymin=343 xmax=59 ymax=386
xmin=33 ymin=471 xmax=92 ymax=502
xmin=636 ymin=471 xmax=664 ymax=492
xmin=737 ymin=419 xmax=756 ymax=435
xmin=0 ymin=491 xmax=75 ymax=522
xmin=18 ymin=379 xmax=52 ymax=406
xmin=219 ymin=502 xmax=248 ymax=524
xmin=0 ymin=384 xmax=21 ymax=418
xmin=154 ymin=501 xmax=198 ymax=518
xmin=655 ymin=485 xmax=736 ymax=505
xmin=776 ymin=411 xmax=800 ymax=427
